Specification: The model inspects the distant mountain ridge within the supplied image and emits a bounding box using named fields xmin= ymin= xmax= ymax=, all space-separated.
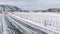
xmin=0 ymin=5 xmax=60 ymax=13
xmin=47 ymin=8 xmax=60 ymax=12
xmin=33 ymin=8 xmax=60 ymax=13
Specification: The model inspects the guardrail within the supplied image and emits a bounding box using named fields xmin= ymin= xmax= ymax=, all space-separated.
xmin=6 ymin=12 xmax=60 ymax=34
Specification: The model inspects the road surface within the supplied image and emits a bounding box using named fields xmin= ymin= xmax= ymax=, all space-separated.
xmin=4 ymin=12 xmax=59 ymax=34
xmin=0 ymin=14 xmax=3 ymax=34
xmin=4 ymin=13 xmax=48 ymax=34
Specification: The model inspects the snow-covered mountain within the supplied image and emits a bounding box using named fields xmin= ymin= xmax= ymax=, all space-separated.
xmin=0 ymin=5 xmax=30 ymax=13
xmin=0 ymin=5 xmax=22 ymax=13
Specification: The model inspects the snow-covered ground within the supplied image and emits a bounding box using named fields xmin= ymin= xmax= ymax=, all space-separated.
xmin=12 ymin=12 xmax=60 ymax=32
xmin=0 ymin=12 xmax=60 ymax=34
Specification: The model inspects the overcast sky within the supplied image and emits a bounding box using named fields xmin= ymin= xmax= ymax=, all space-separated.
xmin=0 ymin=0 xmax=60 ymax=11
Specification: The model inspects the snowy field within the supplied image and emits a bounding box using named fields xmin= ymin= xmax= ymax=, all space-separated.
xmin=12 ymin=12 xmax=60 ymax=31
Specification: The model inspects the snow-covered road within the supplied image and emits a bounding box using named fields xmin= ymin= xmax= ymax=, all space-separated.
xmin=4 ymin=13 xmax=48 ymax=34
xmin=0 ymin=12 xmax=60 ymax=34
xmin=4 ymin=12 xmax=59 ymax=34
xmin=0 ymin=14 xmax=3 ymax=34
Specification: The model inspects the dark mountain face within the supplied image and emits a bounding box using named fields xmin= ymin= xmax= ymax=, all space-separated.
xmin=0 ymin=5 xmax=22 ymax=12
